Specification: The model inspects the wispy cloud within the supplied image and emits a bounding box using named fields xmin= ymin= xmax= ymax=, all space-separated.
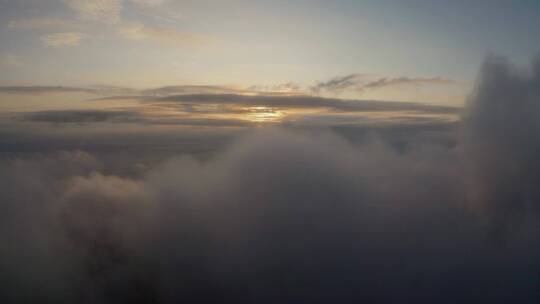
xmin=311 ymin=74 xmax=365 ymax=94
xmin=152 ymin=94 xmax=459 ymax=114
xmin=0 ymin=54 xmax=24 ymax=68
xmin=364 ymin=77 xmax=454 ymax=90
xmin=312 ymin=74 xmax=455 ymax=94
xmin=0 ymin=85 xmax=240 ymax=96
xmin=64 ymin=0 xmax=123 ymax=24
xmin=117 ymin=22 xmax=208 ymax=46
xmin=8 ymin=1 xmax=207 ymax=52
xmin=142 ymin=85 xmax=249 ymax=96
xmin=19 ymin=109 xmax=252 ymax=127
xmin=22 ymin=110 xmax=141 ymax=124
xmin=129 ymin=0 xmax=165 ymax=8
xmin=8 ymin=18 xmax=82 ymax=31
xmin=40 ymin=32 xmax=87 ymax=48
xmin=247 ymin=82 xmax=302 ymax=93
xmin=0 ymin=85 xmax=131 ymax=95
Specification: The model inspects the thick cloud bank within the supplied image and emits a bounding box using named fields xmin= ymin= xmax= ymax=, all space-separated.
xmin=1 ymin=57 xmax=540 ymax=303
xmin=463 ymin=55 xmax=540 ymax=230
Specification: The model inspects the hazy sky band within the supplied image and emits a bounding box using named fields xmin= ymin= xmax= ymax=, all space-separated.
xmin=2 ymin=0 xmax=539 ymax=105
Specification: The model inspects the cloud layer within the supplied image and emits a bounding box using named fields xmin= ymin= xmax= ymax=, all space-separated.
xmin=1 ymin=84 xmax=458 ymax=128
xmin=0 ymin=56 xmax=540 ymax=303
xmin=462 ymin=55 xmax=540 ymax=230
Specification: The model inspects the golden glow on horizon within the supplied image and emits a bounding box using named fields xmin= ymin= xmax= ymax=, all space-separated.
xmin=244 ymin=106 xmax=284 ymax=122
xmin=0 ymin=90 xmax=459 ymax=130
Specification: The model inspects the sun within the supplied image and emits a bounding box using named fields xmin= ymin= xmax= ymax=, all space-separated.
xmin=244 ymin=106 xmax=284 ymax=122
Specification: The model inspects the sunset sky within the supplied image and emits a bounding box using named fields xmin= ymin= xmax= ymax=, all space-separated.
xmin=2 ymin=2 xmax=540 ymax=303
xmin=2 ymin=0 xmax=539 ymax=105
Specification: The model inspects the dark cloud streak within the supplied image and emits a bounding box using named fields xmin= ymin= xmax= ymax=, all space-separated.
xmin=19 ymin=109 xmax=253 ymax=127
xmin=311 ymin=74 xmax=455 ymax=94
xmin=0 ymin=85 xmax=96 ymax=94
xmin=153 ymin=94 xmax=459 ymax=114
xmin=22 ymin=110 xmax=142 ymax=123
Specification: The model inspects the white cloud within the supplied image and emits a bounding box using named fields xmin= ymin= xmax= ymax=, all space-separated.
xmin=64 ymin=0 xmax=123 ymax=24
xmin=8 ymin=18 xmax=81 ymax=30
xmin=116 ymin=22 xmax=147 ymax=40
xmin=117 ymin=23 xmax=207 ymax=46
xmin=130 ymin=0 xmax=164 ymax=8
xmin=40 ymin=32 xmax=86 ymax=48
xmin=0 ymin=54 xmax=24 ymax=68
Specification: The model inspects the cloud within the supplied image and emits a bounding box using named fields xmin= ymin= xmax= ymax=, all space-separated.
xmin=91 ymin=86 xmax=460 ymax=115
xmin=312 ymin=74 xmax=455 ymax=94
xmin=153 ymin=94 xmax=459 ymax=114
xmin=117 ymin=22 xmax=208 ymax=46
xmin=247 ymin=82 xmax=303 ymax=93
xmin=142 ymin=85 xmax=249 ymax=96
xmin=18 ymin=109 xmax=253 ymax=127
xmin=462 ymin=54 xmax=540 ymax=231
xmin=0 ymin=85 xmax=132 ymax=95
xmin=2 ymin=55 xmax=540 ymax=303
xmin=153 ymin=117 xmax=253 ymax=127
xmin=1 ymin=85 xmax=458 ymax=129
xmin=88 ymin=93 xmax=459 ymax=128
xmin=57 ymin=85 xmax=247 ymax=99
xmin=8 ymin=18 xmax=81 ymax=31
xmin=64 ymin=0 xmax=123 ymax=24
xmin=22 ymin=110 xmax=142 ymax=123
xmin=40 ymin=32 xmax=86 ymax=47
xmin=311 ymin=74 xmax=365 ymax=94
xmin=0 ymin=86 xmax=95 ymax=94
xmin=129 ymin=0 xmax=165 ymax=8
xmin=364 ymin=76 xmax=455 ymax=89
xmin=0 ymin=130 xmax=453 ymax=302
xmin=1 ymin=123 xmax=539 ymax=303
xmin=0 ymin=54 xmax=24 ymax=68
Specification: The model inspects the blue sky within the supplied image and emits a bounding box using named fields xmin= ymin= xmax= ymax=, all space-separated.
xmin=0 ymin=0 xmax=539 ymax=104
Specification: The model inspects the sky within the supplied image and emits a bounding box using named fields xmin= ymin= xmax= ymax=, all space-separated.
xmin=1 ymin=0 xmax=540 ymax=105
xmin=2 ymin=2 xmax=540 ymax=303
